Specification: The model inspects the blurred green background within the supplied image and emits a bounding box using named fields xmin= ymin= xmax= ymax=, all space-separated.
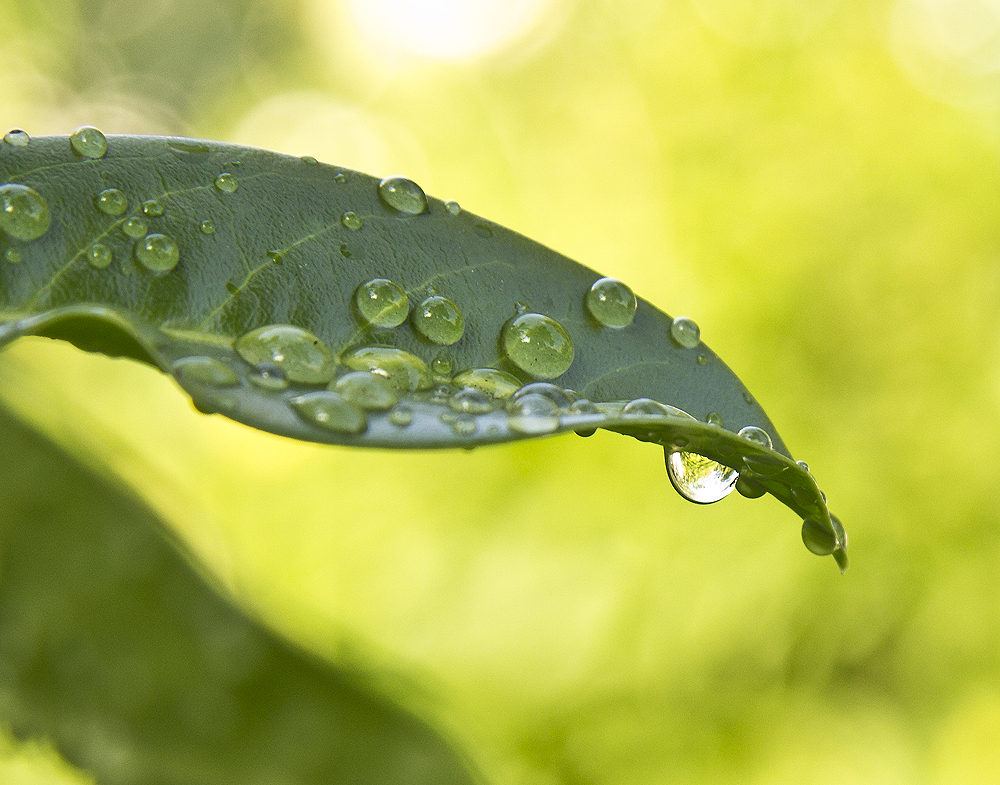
xmin=1 ymin=0 xmax=999 ymax=782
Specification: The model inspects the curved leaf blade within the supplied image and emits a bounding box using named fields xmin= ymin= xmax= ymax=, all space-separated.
xmin=0 ymin=133 xmax=846 ymax=568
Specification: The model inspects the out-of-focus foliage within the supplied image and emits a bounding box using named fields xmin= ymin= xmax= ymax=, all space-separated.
xmin=1 ymin=0 xmax=999 ymax=784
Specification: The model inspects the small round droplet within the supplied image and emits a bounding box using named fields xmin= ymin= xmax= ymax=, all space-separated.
xmin=354 ymin=278 xmax=409 ymax=328
xmin=69 ymin=126 xmax=107 ymax=159
xmin=235 ymin=325 xmax=336 ymax=385
xmin=87 ymin=242 xmax=112 ymax=269
xmin=738 ymin=425 xmax=772 ymax=449
xmin=334 ymin=172 xmax=347 ymax=184
xmin=341 ymin=347 xmax=432 ymax=392
xmin=214 ymin=172 xmax=238 ymax=193
xmin=333 ymin=371 xmax=399 ymax=411
xmin=706 ymin=411 xmax=723 ymax=427
xmin=95 ymin=188 xmax=128 ymax=216
xmin=449 ymin=387 xmax=493 ymax=414
xmin=697 ymin=353 xmax=709 ymax=366
xmin=669 ymin=316 xmax=701 ymax=348
xmin=248 ymin=363 xmax=288 ymax=391
xmin=290 ymin=391 xmax=366 ymax=434
xmin=300 ymin=155 xmax=318 ymax=164
xmin=500 ymin=313 xmax=574 ymax=379
xmin=122 ymin=216 xmax=147 ymax=238
xmin=388 ymin=405 xmax=414 ymax=427
xmin=5 ymin=249 xmax=21 ymax=264
xmin=377 ymin=176 xmax=428 ymax=215
xmin=134 ymin=233 xmax=180 ymax=272
xmin=586 ymin=277 xmax=637 ymax=328
xmin=449 ymin=415 xmax=477 ymax=436
xmin=0 ymin=183 xmax=50 ymax=241
xmin=666 ymin=451 xmax=738 ymax=504
xmin=3 ymin=129 xmax=29 ymax=147
xmin=444 ymin=200 xmax=461 ymax=216
xmin=172 ymin=356 xmax=239 ymax=388
xmin=431 ymin=355 xmax=453 ymax=376
xmin=452 ymin=368 xmax=522 ymax=400
xmin=513 ymin=382 xmax=574 ymax=409
xmin=801 ymin=518 xmax=837 ymax=556
xmin=508 ymin=393 xmax=561 ymax=434
xmin=266 ymin=249 xmax=285 ymax=265
xmin=199 ymin=219 xmax=215 ymax=234
xmin=412 ymin=295 xmax=464 ymax=345
xmin=341 ymin=211 xmax=361 ymax=230
xmin=142 ymin=199 xmax=164 ymax=217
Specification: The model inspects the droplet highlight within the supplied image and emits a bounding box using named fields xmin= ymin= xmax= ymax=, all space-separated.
xmin=500 ymin=312 xmax=574 ymax=379
xmin=0 ymin=183 xmax=50 ymax=241
xmin=586 ymin=277 xmax=637 ymax=328
xmin=69 ymin=126 xmax=108 ymax=159
xmin=235 ymin=325 xmax=336 ymax=385
xmin=670 ymin=316 xmax=701 ymax=348
xmin=412 ymin=295 xmax=464 ymax=345
xmin=134 ymin=233 xmax=180 ymax=272
xmin=377 ymin=176 xmax=428 ymax=215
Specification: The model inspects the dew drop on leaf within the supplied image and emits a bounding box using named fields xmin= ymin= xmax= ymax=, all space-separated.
xmin=801 ymin=517 xmax=837 ymax=556
xmin=500 ymin=313 xmax=574 ymax=379
xmin=738 ymin=425 xmax=772 ymax=449
xmin=341 ymin=211 xmax=362 ymax=230
xmin=122 ymin=216 xmax=147 ymax=238
xmin=388 ymin=404 xmax=414 ymax=427
xmin=452 ymin=368 xmax=522 ymax=400
xmin=332 ymin=371 xmax=399 ymax=411
xmin=95 ymin=188 xmax=128 ymax=216
xmin=172 ymin=356 xmax=239 ymax=388
xmin=248 ymin=362 xmax=288 ymax=391
xmin=142 ymin=199 xmax=165 ymax=217
xmin=377 ymin=176 xmax=428 ymax=215
xmin=341 ymin=347 xmax=432 ymax=392
xmin=354 ymin=278 xmax=409 ymax=328
xmin=5 ymin=249 xmax=21 ymax=264
xmin=235 ymin=325 xmax=336 ymax=385
xmin=444 ymin=199 xmax=461 ymax=215
xmin=86 ymin=243 xmax=112 ymax=269
xmin=412 ymin=295 xmax=464 ymax=345
xmin=586 ymin=277 xmax=637 ymax=328
xmin=666 ymin=450 xmax=738 ymax=504
xmin=0 ymin=183 xmax=51 ymax=241
xmin=199 ymin=219 xmax=214 ymax=234
xmin=3 ymin=129 xmax=29 ymax=146
xmin=290 ymin=391 xmax=367 ymax=434
xmin=69 ymin=126 xmax=107 ymax=159
xmin=508 ymin=392 xmax=561 ymax=434
xmin=214 ymin=172 xmax=238 ymax=193
xmin=669 ymin=315 xmax=701 ymax=348
xmin=134 ymin=233 xmax=180 ymax=273
xmin=448 ymin=387 xmax=493 ymax=414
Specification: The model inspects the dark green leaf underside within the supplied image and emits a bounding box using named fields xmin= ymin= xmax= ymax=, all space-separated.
xmin=0 ymin=134 xmax=846 ymax=569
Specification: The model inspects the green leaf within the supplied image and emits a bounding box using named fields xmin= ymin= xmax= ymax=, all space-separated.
xmin=0 ymin=404 xmax=478 ymax=785
xmin=0 ymin=131 xmax=846 ymax=569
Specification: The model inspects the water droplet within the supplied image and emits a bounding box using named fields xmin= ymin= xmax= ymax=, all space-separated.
xmin=801 ymin=518 xmax=837 ymax=556
xmin=500 ymin=313 xmax=574 ymax=379
xmin=666 ymin=451 xmax=738 ymax=504
xmin=69 ymin=126 xmax=107 ymax=159
xmin=0 ymin=183 xmax=50 ymax=241
xmin=142 ymin=199 xmax=164 ymax=217
xmin=134 ymin=233 xmax=180 ymax=272
xmin=95 ymin=188 xmax=128 ymax=216
xmin=122 ymin=216 xmax=147 ymax=238
xmin=199 ymin=219 xmax=215 ymax=234
xmin=300 ymin=155 xmax=318 ymax=164
xmin=831 ymin=515 xmax=847 ymax=550
xmin=334 ymin=172 xmax=347 ymax=184
xmin=738 ymin=425 xmax=772 ymax=449
xmin=412 ymin=295 xmax=464 ymax=345
xmin=513 ymin=382 xmax=574 ymax=409
xmin=168 ymin=141 xmax=211 ymax=155
xmin=5 ymin=249 xmax=21 ymax=264
xmin=621 ymin=398 xmax=673 ymax=418
xmin=585 ymin=277 xmax=636 ymax=328
xmin=431 ymin=354 xmax=453 ymax=376
xmin=339 ymin=243 xmax=352 ymax=257
xmin=235 ymin=325 xmax=336 ymax=384
xmin=377 ymin=176 xmax=428 ymax=215
xmin=248 ymin=363 xmax=288 ymax=391
xmin=697 ymin=353 xmax=709 ymax=366
xmin=341 ymin=347 xmax=432 ymax=391
xmin=796 ymin=460 xmax=810 ymax=473
xmin=214 ymin=172 xmax=238 ymax=193
xmin=444 ymin=200 xmax=461 ymax=216
xmin=87 ymin=242 xmax=112 ymax=269
xmin=3 ymin=129 xmax=29 ymax=147
xmin=290 ymin=391 xmax=366 ymax=434
xmin=452 ymin=368 xmax=522 ymax=400
xmin=354 ymin=278 xmax=409 ymax=328
xmin=266 ymin=249 xmax=285 ymax=264
xmin=735 ymin=475 xmax=767 ymax=499
xmin=449 ymin=387 xmax=493 ymax=414
xmin=706 ymin=411 xmax=723 ymax=426
xmin=508 ymin=393 xmax=561 ymax=434
xmin=669 ymin=315 xmax=701 ymax=349
xmin=567 ymin=399 xmax=599 ymax=415
xmin=172 ymin=356 xmax=239 ymax=388
xmin=388 ymin=405 xmax=414 ymax=427
xmin=449 ymin=415 xmax=477 ymax=436
xmin=332 ymin=371 xmax=398 ymax=411
xmin=743 ymin=452 xmax=786 ymax=477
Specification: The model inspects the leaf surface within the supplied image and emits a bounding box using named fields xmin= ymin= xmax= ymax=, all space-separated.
xmin=0 ymin=132 xmax=846 ymax=568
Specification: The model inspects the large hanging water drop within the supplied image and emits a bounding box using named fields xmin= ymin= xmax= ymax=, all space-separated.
xmin=0 ymin=183 xmax=51 ymax=241
xmin=377 ymin=176 xmax=428 ymax=215
xmin=354 ymin=278 xmax=409 ymax=328
xmin=500 ymin=313 xmax=574 ymax=379
xmin=412 ymin=295 xmax=464 ymax=345
xmin=69 ymin=126 xmax=107 ymax=159
xmin=235 ymin=325 xmax=336 ymax=384
xmin=665 ymin=451 xmax=738 ymax=504
xmin=586 ymin=277 xmax=637 ymax=328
